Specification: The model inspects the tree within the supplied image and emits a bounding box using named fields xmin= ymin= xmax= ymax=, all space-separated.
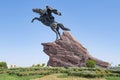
xmin=32 ymin=64 xmax=35 ymax=67
xmin=41 ymin=63 xmax=46 ymax=67
xmin=118 ymin=64 xmax=120 ymax=67
xmin=0 ymin=62 xmax=8 ymax=69
xmin=36 ymin=64 xmax=41 ymax=67
xmin=86 ymin=60 xmax=96 ymax=68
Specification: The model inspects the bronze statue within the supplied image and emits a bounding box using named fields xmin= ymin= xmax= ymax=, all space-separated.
xmin=31 ymin=6 xmax=70 ymax=40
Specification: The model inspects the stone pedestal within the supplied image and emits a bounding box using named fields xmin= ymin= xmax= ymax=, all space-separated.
xmin=42 ymin=32 xmax=109 ymax=68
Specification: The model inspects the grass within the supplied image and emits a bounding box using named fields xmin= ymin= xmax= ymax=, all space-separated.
xmin=106 ymin=77 xmax=120 ymax=80
xmin=0 ymin=74 xmax=43 ymax=80
xmin=0 ymin=73 xmax=120 ymax=80
xmin=57 ymin=73 xmax=68 ymax=78
xmin=34 ymin=74 xmax=106 ymax=80
xmin=0 ymin=67 xmax=120 ymax=80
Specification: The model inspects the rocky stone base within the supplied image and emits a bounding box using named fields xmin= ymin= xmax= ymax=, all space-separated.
xmin=42 ymin=32 xmax=109 ymax=68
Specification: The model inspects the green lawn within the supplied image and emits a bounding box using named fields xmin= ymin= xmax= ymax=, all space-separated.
xmin=0 ymin=67 xmax=120 ymax=80
xmin=106 ymin=77 xmax=120 ymax=80
xmin=0 ymin=74 xmax=42 ymax=80
xmin=34 ymin=74 xmax=106 ymax=80
xmin=0 ymin=73 xmax=120 ymax=80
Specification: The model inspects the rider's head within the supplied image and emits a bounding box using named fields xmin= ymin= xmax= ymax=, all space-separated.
xmin=46 ymin=5 xmax=49 ymax=9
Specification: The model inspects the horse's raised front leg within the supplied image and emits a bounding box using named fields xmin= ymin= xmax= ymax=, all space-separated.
xmin=31 ymin=17 xmax=39 ymax=23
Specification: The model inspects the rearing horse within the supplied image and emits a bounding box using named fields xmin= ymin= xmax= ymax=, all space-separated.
xmin=31 ymin=6 xmax=70 ymax=40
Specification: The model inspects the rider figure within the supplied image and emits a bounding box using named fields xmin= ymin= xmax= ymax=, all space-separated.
xmin=32 ymin=5 xmax=70 ymax=40
xmin=40 ymin=6 xmax=56 ymax=26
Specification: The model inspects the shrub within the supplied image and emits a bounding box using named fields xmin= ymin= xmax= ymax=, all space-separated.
xmin=118 ymin=64 xmax=120 ymax=67
xmin=36 ymin=64 xmax=41 ymax=67
xmin=41 ymin=63 xmax=46 ymax=67
xmin=86 ymin=60 xmax=96 ymax=68
xmin=0 ymin=62 xmax=8 ymax=69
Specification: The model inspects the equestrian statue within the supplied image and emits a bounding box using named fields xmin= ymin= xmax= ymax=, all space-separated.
xmin=31 ymin=6 xmax=70 ymax=40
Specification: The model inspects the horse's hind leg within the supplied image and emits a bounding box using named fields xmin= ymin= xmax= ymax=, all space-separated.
xmin=51 ymin=26 xmax=59 ymax=41
xmin=56 ymin=27 xmax=62 ymax=40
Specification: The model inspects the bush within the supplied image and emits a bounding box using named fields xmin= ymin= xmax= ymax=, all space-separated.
xmin=36 ymin=64 xmax=41 ymax=67
xmin=68 ymin=71 xmax=98 ymax=78
xmin=41 ymin=63 xmax=46 ymax=67
xmin=86 ymin=60 xmax=96 ymax=68
xmin=118 ymin=64 xmax=120 ymax=67
xmin=0 ymin=62 xmax=8 ymax=69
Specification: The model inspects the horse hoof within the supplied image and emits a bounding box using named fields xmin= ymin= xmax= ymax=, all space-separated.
xmin=55 ymin=38 xmax=62 ymax=41
xmin=59 ymin=38 xmax=63 ymax=40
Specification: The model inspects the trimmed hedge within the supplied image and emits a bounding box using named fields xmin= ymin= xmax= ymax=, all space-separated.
xmin=4 ymin=67 xmax=120 ymax=78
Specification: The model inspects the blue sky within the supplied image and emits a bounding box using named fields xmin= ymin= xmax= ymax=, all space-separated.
xmin=0 ymin=0 xmax=120 ymax=67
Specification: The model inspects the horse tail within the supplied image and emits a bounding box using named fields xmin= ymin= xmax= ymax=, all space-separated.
xmin=57 ymin=23 xmax=70 ymax=31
